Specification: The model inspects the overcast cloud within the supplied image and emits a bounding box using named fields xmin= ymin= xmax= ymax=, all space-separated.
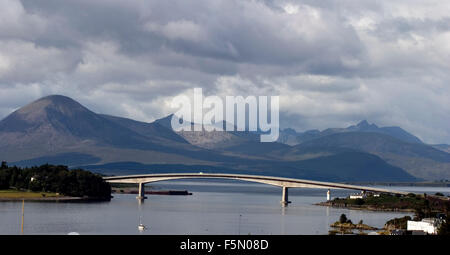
xmin=0 ymin=0 xmax=449 ymax=143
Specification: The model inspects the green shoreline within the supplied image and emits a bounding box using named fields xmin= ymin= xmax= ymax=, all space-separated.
xmin=344 ymin=181 xmax=450 ymax=187
xmin=316 ymin=192 xmax=450 ymax=214
xmin=315 ymin=201 xmax=416 ymax=213
xmin=0 ymin=197 xmax=86 ymax=202
xmin=0 ymin=190 xmax=109 ymax=202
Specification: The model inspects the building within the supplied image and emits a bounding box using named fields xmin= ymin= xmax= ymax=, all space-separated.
xmin=349 ymin=190 xmax=368 ymax=199
xmin=407 ymin=218 xmax=443 ymax=235
xmin=349 ymin=194 xmax=366 ymax=199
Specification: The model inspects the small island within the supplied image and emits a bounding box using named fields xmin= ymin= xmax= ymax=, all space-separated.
xmin=0 ymin=162 xmax=111 ymax=201
xmin=329 ymin=214 xmax=378 ymax=235
xmin=320 ymin=192 xmax=450 ymax=235
xmin=317 ymin=192 xmax=449 ymax=213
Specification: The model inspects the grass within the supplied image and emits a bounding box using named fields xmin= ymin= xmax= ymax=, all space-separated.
xmin=0 ymin=189 xmax=62 ymax=199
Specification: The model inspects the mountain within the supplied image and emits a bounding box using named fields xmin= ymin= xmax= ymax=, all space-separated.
xmin=277 ymin=128 xmax=300 ymax=146
xmin=0 ymin=95 xmax=422 ymax=182
xmin=278 ymin=120 xmax=423 ymax=145
xmin=433 ymin=144 xmax=450 ymax=154
xmin=154 ymin=114 xmax=260 ymax=149
xmin=0 ymin=95 xmax=232 ymax=166
xmin=291 ymin=151 xmax=416 ymax=182
xmin=297 ymin=132 xmax=450 ymax=180
xmin=78 ymin=150 xmax=416 ymax=183
xmin=0 ymin=95 xmax=173 ymax=149
xmin=99 ymin=114 xmax=188 ymax=144
xmin=346 ymin=120 xmax=423 ymax=144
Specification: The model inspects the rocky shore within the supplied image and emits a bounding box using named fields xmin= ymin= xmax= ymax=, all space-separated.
xmin=316 ymin=201 xmax=416 ymax=212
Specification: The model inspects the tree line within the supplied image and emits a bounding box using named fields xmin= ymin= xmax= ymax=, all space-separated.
xmin=0 ymin=162 xmax=111 ymax=200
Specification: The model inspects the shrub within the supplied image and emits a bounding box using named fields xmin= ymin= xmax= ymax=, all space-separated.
xmin=339 ymin=214 xmax=348 ymax=224
xmin=355 ymin=198 xmax=364 ymax=205
xmin=0 ymin=164 xmax=110 ymax=200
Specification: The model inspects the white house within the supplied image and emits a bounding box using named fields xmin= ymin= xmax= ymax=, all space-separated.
xmin=407 ymin=218 xmax=442 ymax=234
xmin=349 ymin=194 xmax=366 ymax=199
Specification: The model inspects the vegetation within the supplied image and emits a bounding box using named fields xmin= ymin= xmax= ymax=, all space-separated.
xmin=438 ymin=218 xmax=450 ymax=235
xmin=382 ymin=198 xmax=450 ymax=235
xmin=327 ymin=193 xmax=450 ymax=215
xmin=339 ymin=213 xmax=351 ymax=224
xmin=329 ymin=214 xmax=377 ymax=235
xmin=0 ymin=162 xmax=111 ymax=200
xmin=0 ymin=189 xmax=62 ymax=199
xmin=328 ymin=194 xmax=450 ymax=235
xmin=384 ymin=216 xmax=412 ymax=230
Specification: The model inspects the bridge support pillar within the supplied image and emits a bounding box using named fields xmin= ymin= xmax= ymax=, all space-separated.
xmin=137 ymin=183 xmax=147 ymax=200
xmin=280 ymin=186 xmax=291 ymax=206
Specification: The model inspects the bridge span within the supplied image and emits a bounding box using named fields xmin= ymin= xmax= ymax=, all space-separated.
xmin=103 ymin=173 xmax=410 ymax=206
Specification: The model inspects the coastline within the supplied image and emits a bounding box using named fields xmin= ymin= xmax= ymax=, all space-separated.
xmin=0 ymin=190 xmax=111 ymax=202
xmin=344 ymin=181 xmax=450 ymax=187
xmin=315 ymin=201 xmax=416 ymax=213
xmin=0 ymin=196 xmax=108 ymax=202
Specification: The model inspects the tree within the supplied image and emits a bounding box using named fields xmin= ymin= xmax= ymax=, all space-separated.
xmin=339 ymin=214 xmax=348 ymax=224
xmin=0 ymin=164 xmax=111 ymax=200
xmin=355 ymin=198 xmax=364 ymax=205
xmin=438 ymin=218 xmax=450 ymax=235
xmin=385 ymin=216 xmax=411 ymax=230
xmin=1 ymin=161 xmax=7 ymax=169
xmin=0 ymin=168 xmax=11 ymax=189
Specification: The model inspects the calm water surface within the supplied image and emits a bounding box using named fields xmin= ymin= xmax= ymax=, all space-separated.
xmin=1 ymin=180 xmax=449 ymax=235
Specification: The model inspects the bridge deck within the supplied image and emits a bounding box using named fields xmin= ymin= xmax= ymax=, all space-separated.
xmin=103 ymin=173 xmax=410 ymax=195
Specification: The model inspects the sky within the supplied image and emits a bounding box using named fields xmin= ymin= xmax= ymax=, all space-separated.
xmin=0 ymin=0 xmax=449 ymax=144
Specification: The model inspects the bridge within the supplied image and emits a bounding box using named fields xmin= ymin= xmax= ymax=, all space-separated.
xmin=103 ymin=173 xmax=410 ymax=206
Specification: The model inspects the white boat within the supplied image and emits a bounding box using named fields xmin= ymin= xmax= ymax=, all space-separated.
xmin=138 ymin=224 xmax=146 ymax=231
xmin=138 ymin=216 xmax=146 ymax=231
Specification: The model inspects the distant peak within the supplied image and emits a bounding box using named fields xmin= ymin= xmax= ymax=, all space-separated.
xmin=37 ymin=95 xmax=79 ymax=104
xmin=282 ymin=128 xmax=297 ymax=135
xmin=15 ymin=95 xmax=88 ymax=118
xmin=356 ymin=120 xmax=378 ymax=129
xmin=357 ymin=120 xmax=369 ymax=127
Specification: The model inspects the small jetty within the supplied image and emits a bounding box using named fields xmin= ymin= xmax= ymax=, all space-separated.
xmin=112 ymin=188 xmax=192 ymax=196
xmin=140 ymin=190 xmax=192 ymax=195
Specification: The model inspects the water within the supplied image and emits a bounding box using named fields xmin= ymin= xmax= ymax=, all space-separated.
xmin=1 ymin=180 xmax=449 ymax=235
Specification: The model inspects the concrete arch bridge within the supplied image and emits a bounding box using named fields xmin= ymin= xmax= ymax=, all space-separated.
xmin=103 ymin=173 xmax=409 ymax=206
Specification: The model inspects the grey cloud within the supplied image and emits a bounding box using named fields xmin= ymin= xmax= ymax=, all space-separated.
xmin=0 ymin=0 xmax=449 ymax=144
xmin=21 ymin=0 xmax=366 ymax=74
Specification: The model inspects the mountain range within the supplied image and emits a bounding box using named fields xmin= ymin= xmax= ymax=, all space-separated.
xmin=1 ymin=95 xmax=449 ymax=181
xmin=278 ymin=120 xmax=423 ymax=145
